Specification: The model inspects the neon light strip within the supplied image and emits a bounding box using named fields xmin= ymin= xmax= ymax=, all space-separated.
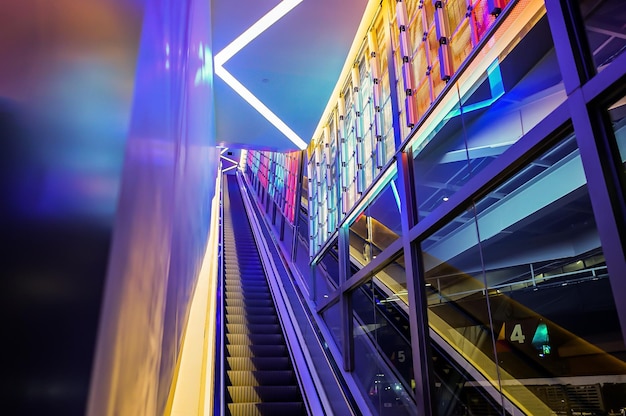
xmin=221 ymin=155 xmax=239 ymax=166
xmin=214 ymin=0 xmax=307 ymax=150
xmin=239 ymin=149 xmax=248 ymax=170
xmin=390 ymin=180 xmax=402 ymax=214
xmin=443 ymin=59 xmax=504 ymax=120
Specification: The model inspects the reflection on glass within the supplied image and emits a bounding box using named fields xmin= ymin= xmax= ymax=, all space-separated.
xmin=314 ymin=242 xmax=340 ymax=303
xmin=578 ymin=0 xmax=626 ymax=71
xmin=476 ymin=133 xmax=626 ymax=413
xmin=321 ymin=301 xmax=343 ymax=353
xmin=348 ymin=176 xmax=402 ymax=270
xmin=429 ymin=339 xmax=504 ymax=415
xmin=413 ymin=15 xmax=565 ymax=220
xmin=301 ymin=174 xmax=309 ymax=209
xmin=608 ymin=92 xmax=626 ymax=184
xmin=422 ymin=224 xmax=500 ymax=408
xmin=423 ymin=133 xmax=626 ymax=414
xmin=352 ymin=273 xmax=416 ymax=415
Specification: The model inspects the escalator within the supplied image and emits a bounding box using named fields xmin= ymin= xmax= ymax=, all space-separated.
xmin=355 ymin=270 xmax=626 ymax=415
xmin=221 ymin=175 xmax=306 ymax=415
xmin=352 ymin=277 xmax=505 ymax=415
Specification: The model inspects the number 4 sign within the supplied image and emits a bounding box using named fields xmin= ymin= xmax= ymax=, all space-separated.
xmin=496 ymin=320 xmax=551 ymax=355
xmin=510 ymin=324 xmax=526 ymax=344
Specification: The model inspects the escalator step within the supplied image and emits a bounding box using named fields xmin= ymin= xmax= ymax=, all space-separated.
xmin=224 ymin=250 xmax=259 ymax=255
xmin=225 ymin=289 xmax=271 ymax=297
xmin=226 ymin=333 xmax=284 ymax=345
xmin=226 ymin=299 xmax=273 ymax=308
xmin=226 ymin=370 xmax=296 ymax=386
xmin=224 ymin=265 xmax=264 ymax=271
xmin=227 ymin=386 xmax=301 ymax=403
xmin=226 ymin=323 xmax=282 ymax=335
xmin=224 ymin=240 xmax=255 ymax=244
xmin=224 ymin=273 xmax=266 ymax=280
xmin=225 ymin=281 xmax=266 ymax=286
xmin=225 ymin=280 xmax=266 ymax=286
xmin=226 ymin=292 xmax=271 ymax=301
xmin=225 ymin=256 xmax=263 ymax=262
xmin=225 ymin=270 xmax=265 ymax=276
xmin=227 ymin=344 xmax=287 ymax=358
xmin=226 ymin=306 xmax=276 ymax=316
xmin=225 ymin=271 xmax=265 ymax=277
xmin=226 ymin=357 xmax=291 ymax=371
xmin=224 ymin=280 xmax=268 ymax=287
xmin=225 ymin=285 xmax=270 ymax=291
xmin=227 ymin=401 xmax=305 ymax=416
xmin=225 ymin=284 xmax=270 ymax=291
xmin=226 ymin=315 xmax=278 ymax=325
xmin=224 ymin=260 xmax=264 ymax=265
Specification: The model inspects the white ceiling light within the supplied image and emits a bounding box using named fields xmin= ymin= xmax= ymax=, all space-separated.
xmin=214 ymin=0 xmax=307 ymax=150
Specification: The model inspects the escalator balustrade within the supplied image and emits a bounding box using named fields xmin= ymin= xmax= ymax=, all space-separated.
xmin=222 ymin=175 xmax=306 ymax=416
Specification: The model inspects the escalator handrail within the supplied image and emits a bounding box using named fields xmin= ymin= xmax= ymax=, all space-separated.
xmin=217 ymin=174 xmax=226 ymax=416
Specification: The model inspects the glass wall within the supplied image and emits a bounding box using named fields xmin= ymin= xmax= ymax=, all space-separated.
xmin=242 ymin=0 xmax=626 ymax=414
xmin=423 ymin=132 xmax=626 ymax=413
xmin=313 ymin=241 xmax=341 ymax=304
xmin=608 ymin=91 xmax=626 ymax=189
xmin=412 ymin=11 xmax=565 ymax=220
xmin=578 ymin=0 xmax=626 ymax=72
xmin=352 ymin=257 xmax=416 ymax=415
xmin=308 ymin=0 xmax=563 ymax=260
xmin=308 ymin=125 xmax=336 ymax=257
xmin=246 ymin=149 xmax=301 ymax=226
xmin=348 ymin=173 xmax=403 ymax=271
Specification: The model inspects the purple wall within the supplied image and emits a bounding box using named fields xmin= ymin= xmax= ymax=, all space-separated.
xmin=0 ymin=0 xmax=143 ymax=413
xmin=87 ymin=0 xmax=219 ymax=414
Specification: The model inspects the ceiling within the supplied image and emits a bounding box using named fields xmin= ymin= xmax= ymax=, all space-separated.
xmin=212 ymin=0 xmax=368 ymax=151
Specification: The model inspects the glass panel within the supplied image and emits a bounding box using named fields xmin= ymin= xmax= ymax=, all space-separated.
xmin=321 ymin=301 xmax=343 ymax=353
xmin=349 ymin=213 xmax=371 ymax=267
xmin=369 ymin=179 xmax=403 ymax=256
xmin=349 ymin=175 xmax=403 ymax=270
xmin=450 ymin=19 xmax=472 ymax=71
xmin=608 ymin=91 xmax=626 ymax=187
xmin=422 ymin=215 xmax=499 ymax=399
xmin=314 ymin=242 xmax=340 ymax=303
xmin=445 ymin=0 xmax=467 ymax=35
xmin=352 ymin=271 xmax=416 ymax=415
xmin=467 ymin=0 xmax=503 ymax=44
xmin=375 ymin=254 xmax=407 ymax=304
xmin=578 ymin=0 xmax=626 ymax=72
xmin=476 ymin=132 xmax=626 ymax=414
xmin=430 ymin=337 xmax=505 ymax=414
xmin=413 ymin=15 xmax=565 ymax=220
xmin=423 ymin=132 xmax=626 ymax=414
xmin=413 ymin=91 xmax=466 ymax=219
xmin=301 ymin=173 xmax=308 ymax=210
xmin=427 ymin=28 xmax=445 ymax=97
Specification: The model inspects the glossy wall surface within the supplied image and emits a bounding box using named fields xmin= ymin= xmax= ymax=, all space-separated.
xmin=0 ymin=0 xmax=143 ymax=413
xmin=87 ymin=0 xmax=219 ymax=414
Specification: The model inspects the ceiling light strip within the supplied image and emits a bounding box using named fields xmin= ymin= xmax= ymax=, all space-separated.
xmin=214 ymin=0 xmax=303 ymax=67
xmin=215 ymin=66 xmax=307 ymax=149
xmin=221 ymin=155 xmax=239 ymax=165
xmin=214 ymin=0 xmax=307 ymax=150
